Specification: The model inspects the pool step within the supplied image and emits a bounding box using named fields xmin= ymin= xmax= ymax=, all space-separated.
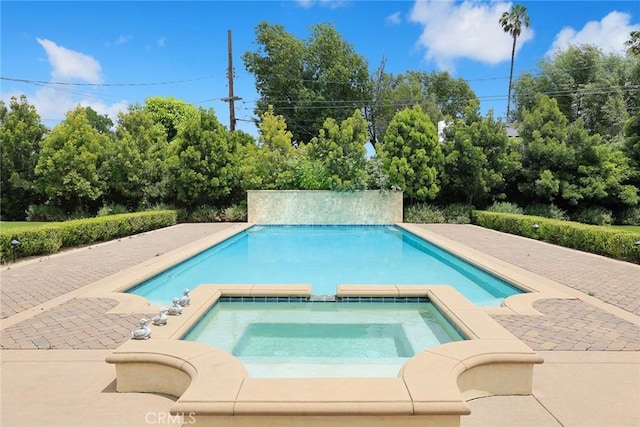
xmin=309 ymin=295 xmax=336 ymax=302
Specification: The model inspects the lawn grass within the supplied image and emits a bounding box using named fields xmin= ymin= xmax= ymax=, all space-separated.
xmin=0 ymin=221 xmax=52 ymax=232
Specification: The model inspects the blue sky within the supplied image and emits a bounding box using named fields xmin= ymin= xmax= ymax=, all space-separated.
xmin=1 ymin=0 xmax=638 ymax=137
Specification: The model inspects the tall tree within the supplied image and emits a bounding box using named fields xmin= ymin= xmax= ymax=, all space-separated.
xmin=307 ymin=109 xmax=369 ymax=191
xmin=143 ymin=96 xmax=199 ymax=143
xmin=379 ymin=106 xmax=443 ymax=203
xmin=367 ymin=69 xmax=477 ymax=148
xmin=243 ymin=22 xmax=372 ymax=144
xmin=625 ymin=30 xmax=640 ymax=57
xmin=0 ymin=95 xmax=48 ymax=219
xmin=34 ymin=106 xmax=109 ymax=214
xmin=164 ymin=108 xmax=239 ymax=208
xmin=499 ymin=3 xmax=530 ymax=122
xmin=241 ymin=107 xmax=298 ymax=190
xmin=517 ymin=94 xmax=636 ymax=211
xmin=512 ymin=45 xmax=635 ymax=138
xmin=440 ymin=102 xmax=521 ymax=206
xmin=105 ymin=105 xmax=169 ymax=208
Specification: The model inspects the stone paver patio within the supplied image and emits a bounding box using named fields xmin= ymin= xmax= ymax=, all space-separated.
xmin=1 ymin=222 xmax=639 ymax=426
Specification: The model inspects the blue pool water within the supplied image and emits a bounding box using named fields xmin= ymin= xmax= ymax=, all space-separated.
xmin=128 ymin=225 xmax=522 ymax=306
xmin=182 ymin=301 xmax=465 ymax=377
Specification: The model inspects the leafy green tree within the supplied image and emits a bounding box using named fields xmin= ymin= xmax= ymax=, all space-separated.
xmin=366 ymin=66 xmax=477 ymax=147
xmin=34 ymin=106 xmax=109 ymax=213
xmin=307 ymin=109 xmax=369 ymax=191
xmin=380 ymin=106 xmax=443 ymax=202
xmin=243 ymin=22 xmax=372 ymax=144
xmin=440 ymin=102 xmax=521 ymax=206
xmin=83 ymin=106 xmax=114 ymax=135
xmin=570 ymin=125 xmax=638 ymax=209
xmin=164 ymin=108 xmax=239 ymax=208
xmin=623 ymin=113 xmax=640 ymax=200
xmin=0 ymin=95 xmax=48 ymax=219
xmin=625 ymin=30 xmax=640 ymax=56
xmin=518 ymin=94 xmax=637 ymax=211
xmin=143 ymin=96 xmax=199 ymax=142
xmin=499 ymin=3 xmax=530 ymax=121
xmin=241 ymin=107 xmax=299 ymax=190
xmin=512 ymin=45 xmax=635 ymax=138
xmin=517 ymin=95 xmax=577 ymax=205
xmin=105 ymin=104 xmax=169 ymax=208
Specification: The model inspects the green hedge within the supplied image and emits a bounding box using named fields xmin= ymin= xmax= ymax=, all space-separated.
xmin=0 ymin=210 xmax=178 ymax=263
xmin=471 ymin=211 xmax=640 ymax=264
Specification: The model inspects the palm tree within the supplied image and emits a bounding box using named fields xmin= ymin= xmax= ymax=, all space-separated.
xmin=499 ymin=4 xmax=530 ymax=122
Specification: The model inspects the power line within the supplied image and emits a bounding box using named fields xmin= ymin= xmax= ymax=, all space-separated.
xmin=0 ymin=74 xmax=218 ymax=87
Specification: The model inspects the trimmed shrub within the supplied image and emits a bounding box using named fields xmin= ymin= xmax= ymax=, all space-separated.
xmin=472 ymin=210 xmax=640 ymax=263
xmin=619 ymin=207 xmax=640 ymax=226
xmin=486 ymin=201 xmax=524 ymax=214
xmin=26 ymin=204 xmax=66 ymax=222
xmin=573 ymin=206 xmax=613 ymax=225
xmin=0 ymin=227 xmax=63 ymax=262
xmin=0 ymin=210 xmax=178 ymax=263
xmin=97 ymin=204 xmax=129 ymax=217
xmin=223 ymin=204 xmax=248 ymax=222
xmin=443 ymin=203 xmax=474 ymax=224
xmin=188 ymin=205 xmax=222 ymax=223
xmin=524 ymin=204 xmax=568 ymax=220
xmin=404 ymin=204 xmax=445 ymax=223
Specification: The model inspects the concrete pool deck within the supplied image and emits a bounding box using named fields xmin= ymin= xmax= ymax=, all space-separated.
xmin=1 ymin=223 xmax=639 ymax=426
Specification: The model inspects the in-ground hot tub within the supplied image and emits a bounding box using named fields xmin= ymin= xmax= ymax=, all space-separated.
xmin=182 ymin=297 xmax=465 ymax=378
xmin=107 ymin=284 xmax=543 ymax=427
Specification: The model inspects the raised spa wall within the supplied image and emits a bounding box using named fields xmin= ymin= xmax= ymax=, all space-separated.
xmin=106 ymin=285 xmax=543 ymax=427
xmin=247 ymin=190 xmax=403 ymax=224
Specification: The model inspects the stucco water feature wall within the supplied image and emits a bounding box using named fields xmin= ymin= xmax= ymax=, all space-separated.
xmin=247 ymin=190 xmax=403 ymax=224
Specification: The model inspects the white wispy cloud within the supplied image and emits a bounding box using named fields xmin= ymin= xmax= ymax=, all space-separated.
xmin=115 ymin=34 xmax=133 ymax=46
xmin=547 ymin=11 xmax=639 ymax=57
xmin=0 ymin=39 xmax=129 ymax=127
xmin=295 ymin=0 xmax=347 ymax=9
xmin=386 ymin=11 xmax=402 ymax=26
xmin=157 ymin=37 xmax=167 ymax=48
xmin=37 ymin=38 xmax=102 ymax=83
xmin=409 ymin=0 xmax=534 ymax=71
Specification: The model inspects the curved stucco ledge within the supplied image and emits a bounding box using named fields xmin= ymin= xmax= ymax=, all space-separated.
xmin=106 ymin=285 xmax=544 ymax=426
xmin=105 ymin=339 xmax=247 ymax=403
xmin=406 ymin=339 xmax=543 ymax=403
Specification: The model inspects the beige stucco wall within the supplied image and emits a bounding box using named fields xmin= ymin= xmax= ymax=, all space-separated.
xmin=247 ymin=190 xmax=403 ymax=224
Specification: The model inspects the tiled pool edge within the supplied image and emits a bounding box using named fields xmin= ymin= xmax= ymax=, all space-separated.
xmin=86 ymin=222 xmax=576 ymax=318
xmin=106 ymin=285 xmax=543 ymax=427
xmin=397 ymin=223 xmax=576 ymax=315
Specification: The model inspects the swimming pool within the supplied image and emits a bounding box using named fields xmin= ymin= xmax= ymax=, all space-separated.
xmin=182 ymin=299 xmax=465 ymax=377
xmin=127 ymin=225 xmax=522 ymax=307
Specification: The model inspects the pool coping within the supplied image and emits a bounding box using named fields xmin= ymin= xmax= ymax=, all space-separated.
xmin=75 ymin=222 xmax=577 ymax=319
xmin=106 ymin=284 xmax=543 ymax=426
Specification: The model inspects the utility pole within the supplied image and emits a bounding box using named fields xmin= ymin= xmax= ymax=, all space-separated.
xmin=222 ymin=29 xmax=241 ymax=131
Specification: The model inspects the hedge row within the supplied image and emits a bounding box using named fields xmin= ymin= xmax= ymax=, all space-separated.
xmin=471 ymin=211 xmax=640 ymax=264
xmin=0 ymin=210 xmax=178 ymax=263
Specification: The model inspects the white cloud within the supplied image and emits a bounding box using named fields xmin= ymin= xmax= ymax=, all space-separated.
xmin=295 ymin=0 xmax=347 ymax=9
xmin=6 ymin=85 xmax=128 ymax=128
xmin=0 ymin=39 xmax=129 ymax=128
xmin=115 ymin=34 xmax=132 ymax=46
xmin=547 ymin=11 xmax=639 ymax=57
xmin=386 ymin=11 xmax=402 ymax=26
xmin=157 ymin=37 xmax=167 ymax=48
xmin=409 ymin=0 xmax=534 ymax=71
xmin=36 ymin=38 xmax=102 ymax=83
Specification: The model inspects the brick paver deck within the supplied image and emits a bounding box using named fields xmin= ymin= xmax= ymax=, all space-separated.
xmin=415 ymin=224 xmax=640 ymax=316
xmin=1 ymin=223 xmax=639 ymax=353
xmin=0 ymin=223 xmax=235 ymax=319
